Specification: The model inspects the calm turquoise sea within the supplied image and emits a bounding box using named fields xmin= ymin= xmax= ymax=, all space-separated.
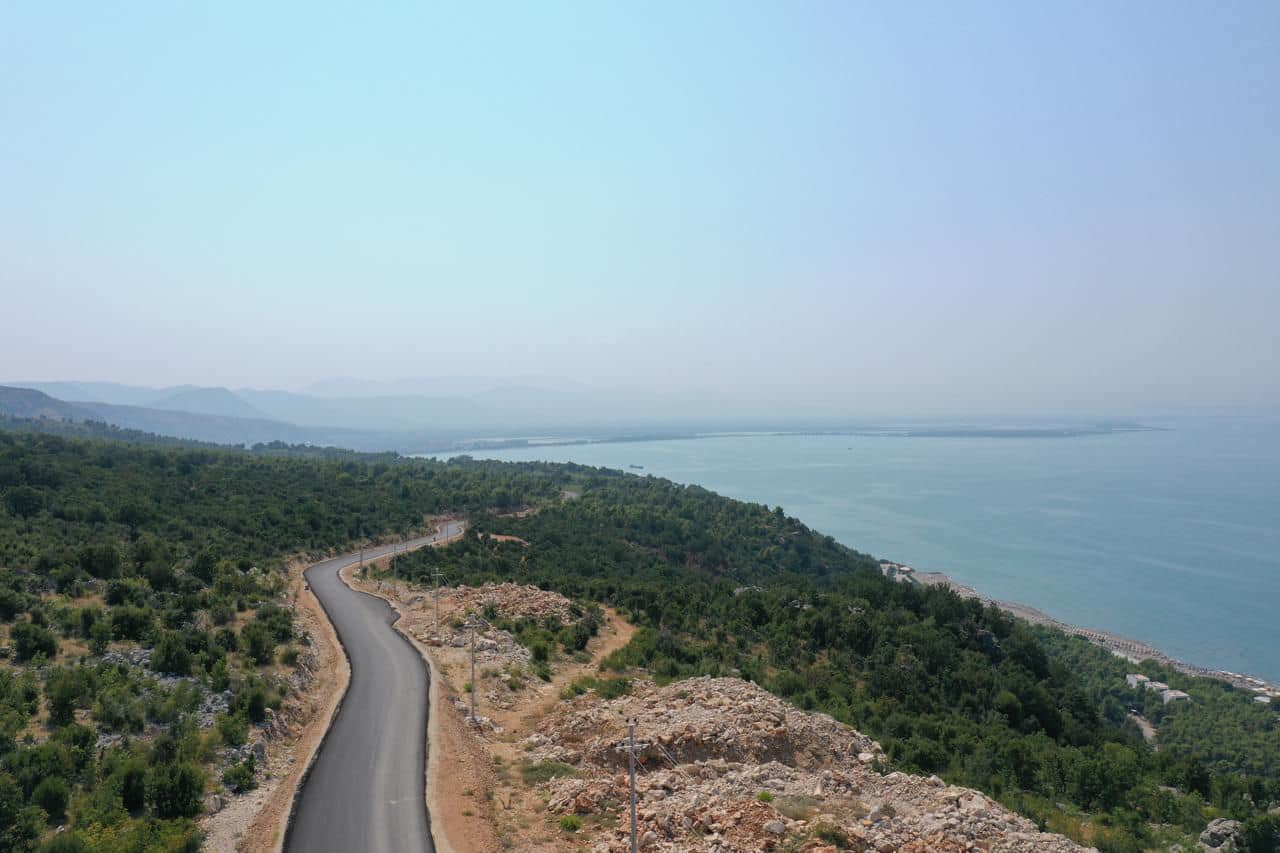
xmin=469 ymin=417 xmax=1280 ymax=684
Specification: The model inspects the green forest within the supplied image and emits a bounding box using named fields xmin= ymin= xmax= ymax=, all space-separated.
xmin=0 ymin=425 xmax=1277 ymax=851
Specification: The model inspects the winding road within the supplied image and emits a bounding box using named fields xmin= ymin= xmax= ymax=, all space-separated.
xmin=285 ymin=522 xmax=464 ymax=853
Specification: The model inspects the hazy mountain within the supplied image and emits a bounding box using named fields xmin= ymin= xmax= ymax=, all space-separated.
xmin=237 ymin=389 xmax=491 ymax=431
xmin=147 ymin=386 xmax=267 ymax=420
xmin=0 ymin=386 xmax=96 ymax=420
xmin=0 ymin=386 xmax=461 ymax=452
xmin=298 ymin=375 xmax=591 ymax=399
xmin=9 ymin=381 xmax=175 ymax=407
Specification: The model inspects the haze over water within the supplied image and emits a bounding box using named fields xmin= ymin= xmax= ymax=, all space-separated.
xmin=473 ymin=417 xmax=1280 ymax=684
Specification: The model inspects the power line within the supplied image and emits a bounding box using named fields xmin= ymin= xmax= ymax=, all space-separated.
xmin=462 ymin=612 xmax=493 ymax=723
xmin=614 ymin=717 xmax=650 ymax=853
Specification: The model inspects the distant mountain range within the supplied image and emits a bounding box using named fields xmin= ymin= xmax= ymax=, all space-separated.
xmin=0 ymin=382 xmax=709 ymax=452
xmin=5 ymin=379 xmax=810 ymax=438
xmin=1 ymin=381 xmax=1165 ymax=455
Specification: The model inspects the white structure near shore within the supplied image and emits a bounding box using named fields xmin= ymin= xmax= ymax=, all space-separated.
xmin=1128 ymin=674 xmax=1189 ymax=704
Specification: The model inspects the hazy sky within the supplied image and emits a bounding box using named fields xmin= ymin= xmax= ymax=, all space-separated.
xmin=3 ymin=2 xmax=1277 ymax=413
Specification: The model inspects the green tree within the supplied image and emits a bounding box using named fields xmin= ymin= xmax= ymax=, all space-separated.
xmin=11 ymin=621 xmax=57 ymax=662
xmin=0 ymin=771 xmax=44 ymax=852
xmin=32 ymin=776 xmax=69 ymax=820
xmin=146 ymin=763 xmax=205 ymax=819
xmin=151 ymin=632 xmax=192 ymax=676
xmin=5 ymin=485 xmax=43 ymax=518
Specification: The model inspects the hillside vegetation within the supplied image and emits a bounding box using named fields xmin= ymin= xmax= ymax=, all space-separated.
xmin=0 ymin=430 xmax=1276 ymax=851
xmin=0 ymin=432 xmax=560 ymax=851
xmin=393 ymin=471 xmax=1280 ymax=852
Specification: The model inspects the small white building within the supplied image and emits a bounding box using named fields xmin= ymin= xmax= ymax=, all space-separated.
xmin=1126 ymin=674 xmax=1150 ymax=689
xmin=1254 ymin=695 xmax=1272 ymax=705
xmin=1145 ymin=681 xmax=1170 ymax=693
xmin=1161 ymin=689 xmax=1190 ymax=704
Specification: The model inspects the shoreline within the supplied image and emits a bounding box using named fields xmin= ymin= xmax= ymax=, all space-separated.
xmin=903 ymin=566 xmax=1280 ymax=700
xmin=430 ymin=422 xmax=1163 ymax=455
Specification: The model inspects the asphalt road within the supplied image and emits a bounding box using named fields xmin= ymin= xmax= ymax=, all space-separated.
xmin=285 ymin=523 xmax=463 ymax=853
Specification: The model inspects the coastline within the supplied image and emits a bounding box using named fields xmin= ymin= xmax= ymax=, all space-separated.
xmin=902 ymin=565 xmax=1280 ymax=700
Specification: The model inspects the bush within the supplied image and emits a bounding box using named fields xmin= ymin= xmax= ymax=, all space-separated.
xmin=120 ymin=758 xmax=147 ymax=812
xmin=11 ymin=621 xmax=57 ymax=662
xmin=520 ymin=762 xmax=580 ymax=786
xmin=32 ymin=776 xmax=69 ymax=819
xmin=40 ymin=835 xmax=87 ymax=853
xmin=0 ymin=771 xmax=44 ymax=852
xmin=222 ymin=757 xmax=256 ymax=794
xmin=152 ymin=632 xmax=192 ymax=676
xmin=217 ymin=712 xmax=250 ymax=747
xmin=756 ymin=790 xmax=774 ymax=803
xmin=559 ymin=814 xmax=582 ymax=832
xmin=812 ymin=821 xmax=851 ymax=847
xmin=253 ymin=603 xmax=293 ymax=643
xmin=241 ymin=622 xmax=275 ymax=666
xmin=77 ymin=542 xmax=121 ymax=579
xmin=109 ymin=605 xmax=152 ymax=641
xmin=147 ymin=762 xmax=205 ymax=819
xmin=234 ymin=682 xmax=268 ymax=723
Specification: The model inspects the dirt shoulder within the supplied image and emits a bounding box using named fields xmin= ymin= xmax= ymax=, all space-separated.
xmin=349 ymin=576 xmax=635 ymax=852
xmin=201 ymin=554 xmax=349 ymax=852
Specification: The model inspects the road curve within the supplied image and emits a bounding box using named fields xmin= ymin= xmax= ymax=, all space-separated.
xmin=286 ymin=523 xmax=463 ymax=853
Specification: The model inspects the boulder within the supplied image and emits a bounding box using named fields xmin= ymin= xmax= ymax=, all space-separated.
xmin=1199 ymin=818 xmax=1244 ymax=851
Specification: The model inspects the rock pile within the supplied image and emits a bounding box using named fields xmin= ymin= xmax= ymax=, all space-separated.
xmin=403 ymin=583 xmax=587 ymax=713
xmin=526 ymin=677 xmax=1090 ymax=852
xmin=527 ymin=676 xmax=882 ymax=770
xmin=439 ymin=582 xmax=577 ymax=624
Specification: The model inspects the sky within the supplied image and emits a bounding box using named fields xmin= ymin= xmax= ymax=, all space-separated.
xmin=2 ymin=2 xmax=1278 ymax=415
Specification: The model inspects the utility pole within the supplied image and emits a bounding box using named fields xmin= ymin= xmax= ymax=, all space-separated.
xmin=462 ymin=612 xmax=492 ymax=723
xmin=461 ymin=614 xmax=480 ymax=722
xmin=432 ymin=569 xmax=445 ymax=628
xmin=614 ymin=717 xmax=649 ymax=853
xmin=628 ymin=719 xmax=638 ymax=853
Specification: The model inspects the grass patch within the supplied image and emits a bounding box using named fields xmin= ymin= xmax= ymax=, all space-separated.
xmin=559 ymin=815 xmax=582 ymax=832
xmin=520 ymin=761 xmax=581 ymax=786
xmin=811 ymin=821 xmax=854 ymax=849
xmin=562 ymin=674 xmax=631 ymax=701
xmin=775 ymin=794 xmax=820 ymax=821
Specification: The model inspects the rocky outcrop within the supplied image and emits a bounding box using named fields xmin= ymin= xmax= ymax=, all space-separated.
xmin=526 ymin=676 xmax=1091 ymax=852
xmin=434 ymin=581 xmax=578 ymax=624
xmin=1199 ymin=818 xmax=1244 ymax=852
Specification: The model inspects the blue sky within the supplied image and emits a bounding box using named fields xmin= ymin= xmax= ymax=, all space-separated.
xmin=2 ymin=2 xmax=1277 ymax=413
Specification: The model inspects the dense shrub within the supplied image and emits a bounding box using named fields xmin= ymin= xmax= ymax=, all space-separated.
xmin=151 ymin=632 xmax=191 ymax=676
xmin=146 ymin=763 xmax=205 ymax=819
xmin=11 ymin=621 xmax=57 ymax=662
xmin=31 ymin=776 xmax=69 ymax=820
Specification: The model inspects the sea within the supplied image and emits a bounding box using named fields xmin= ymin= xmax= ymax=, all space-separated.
xmin=462 ymin=416 xmax=1280 ymax=684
